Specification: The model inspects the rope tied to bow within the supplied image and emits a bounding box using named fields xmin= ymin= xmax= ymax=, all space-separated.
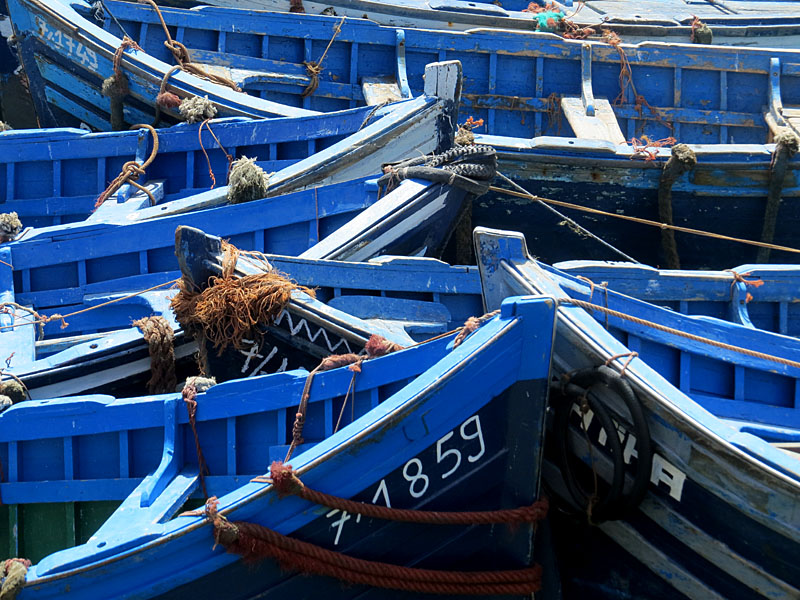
xmin=94 ymin=124 xmax=159 ymax=210
xmin=101 ymin=36 xmax=142 ymax=130
xmin=301 ymin=17 xmax=346 ymax=98
xmin=133 ymin=315 xmax=176 ymax=394
xmin=379 ymin=144 xmax=498 ymax=198
xmin=266 ymin=462 xmax=549 ymax=524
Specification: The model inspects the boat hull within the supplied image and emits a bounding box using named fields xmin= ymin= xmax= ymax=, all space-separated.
xmin=475 ymin=228 xmax=800 ymax=599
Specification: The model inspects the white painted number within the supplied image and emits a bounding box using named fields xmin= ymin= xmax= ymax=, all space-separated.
xmin=402 ymin=458 xmax=429 ymax=498
xmin=436 ymin=431 xmax=461 ymax=479
xmin=371 ymin=479 xmax=391 ymax=507
xmin=460 ymin=415 xmax=485 ymax=463
xmin=36 ymin=18 xmax=99 ymax=71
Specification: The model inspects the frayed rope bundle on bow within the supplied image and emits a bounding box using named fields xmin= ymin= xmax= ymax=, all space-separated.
xmin=170 ymin=241 xmax=314 ymax=353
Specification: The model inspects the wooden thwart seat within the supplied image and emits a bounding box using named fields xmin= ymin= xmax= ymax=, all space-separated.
xmin=561 ymin=97 xmax=626 ymax=145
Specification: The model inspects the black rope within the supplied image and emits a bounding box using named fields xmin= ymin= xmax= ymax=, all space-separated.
xmin=378 ymin=145 xmax=497 ymax=197
xmin=92 ymin=0 xmax=133 ymax=40
xmin=553 ymin=365 xmax=652 ymax=524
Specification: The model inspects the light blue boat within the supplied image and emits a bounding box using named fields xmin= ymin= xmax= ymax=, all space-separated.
xmin=476 ymin=226 xmax=800 ymax=599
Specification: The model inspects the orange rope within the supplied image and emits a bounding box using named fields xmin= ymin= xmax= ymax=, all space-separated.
xmin=488 ymin=185 xmax=800 ymax=256
xmin=561 ymin=297 xmax=800 ymax=370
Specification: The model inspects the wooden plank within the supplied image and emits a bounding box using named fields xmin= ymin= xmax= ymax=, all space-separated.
xmin=561 ymin=97 xmax=626 ymax=145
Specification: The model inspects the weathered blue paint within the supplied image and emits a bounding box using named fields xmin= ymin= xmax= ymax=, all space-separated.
xmin=11 ymin=0 xmax=800 ymax=268
xmin=476 ymin=227 xmax=800 ymax=599
xmin=0 ymin=294 xmax=556 ymax=599
xmin=196 ymin=0 xmax=800 ymax=47
xmin=0 ymin=60 xmax=459 ymax=234
xmin=556 ymin=260 xmax=800 ymax=337
xmin=0 ymin=169 xmax=477 ymax=398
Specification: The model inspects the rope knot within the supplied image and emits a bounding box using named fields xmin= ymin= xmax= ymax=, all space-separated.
xmin=774 ymin=128 xmax=800 ymax=158
xmin=164 ymin=39 xmax=191 ymax=65
xmin=156 ymin=91 xmax=181 ymax=109
xmin=205 ymin=497 xmax=240 ymax=548
xmin=364 ymin=334 xmax=404 ymax=358
xmin=0 ymin=212 xmax=22 ymax=243
xmin=269 ymin=461 xmax=306 ymax=496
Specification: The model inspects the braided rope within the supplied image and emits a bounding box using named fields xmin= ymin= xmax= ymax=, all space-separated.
xmin=267 ymin=463 xmax=548 ymax=525
xmin=205 ymin=498 xmax=542 ymax=595
xmin=133 ymin=315 xmax=177 ymax=394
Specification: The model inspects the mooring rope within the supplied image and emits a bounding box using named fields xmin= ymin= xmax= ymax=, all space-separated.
xmin=204 ymin=496 xmax=544 ymax=594
xmin=0 ymin=278 xmax=179 ymax=333
xmin=559 ymin=296 xmax=800 ymax=370
xmin=264 ymin=462 xmax=549 ymax=525
xmin=488 ymin=182 xmax=800 ymax=257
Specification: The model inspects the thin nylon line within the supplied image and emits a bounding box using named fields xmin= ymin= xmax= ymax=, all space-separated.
xmin=495 ymin=172 xmax=640 ymax=263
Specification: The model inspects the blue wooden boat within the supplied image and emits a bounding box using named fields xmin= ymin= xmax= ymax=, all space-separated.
xmin=475 ymin=227 xmax=800 ymax=600
xmin=557 ymin=260 xmax=800 ymax=338
xmin=202 ymin=0 xmax=800 ymax=48
xmin=1 ymin=148 xmax=488 ymax=398
xmin=0 ymin=77 xmax=458 ymax=229
xmin=173 ymin=214 xmax=487 ymax=382
xmin=0 ymin=277 xmax=197 ymax=400
xmin=14 ymin=0 xmax=800 ymax=268
xmin=0 ymin=294 xmax=557 ymax=599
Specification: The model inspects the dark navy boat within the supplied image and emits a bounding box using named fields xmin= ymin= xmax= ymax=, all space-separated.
xmin=0 ymin=294 xmax=557 ymax=599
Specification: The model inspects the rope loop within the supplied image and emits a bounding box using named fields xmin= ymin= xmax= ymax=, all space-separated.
xmin=94 ymin=124 xmax=159 ymax=210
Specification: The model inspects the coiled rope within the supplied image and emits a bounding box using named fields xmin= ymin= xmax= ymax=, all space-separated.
xmin=379 ymin=145 xmax=498 ymax=197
